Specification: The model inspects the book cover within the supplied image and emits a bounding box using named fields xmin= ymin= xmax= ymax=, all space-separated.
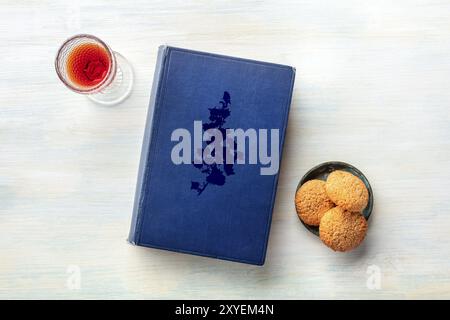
xmin=129 ymin=46 xmax=295 ymax=265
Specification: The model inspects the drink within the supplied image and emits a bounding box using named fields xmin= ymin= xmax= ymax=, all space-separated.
xmin=66 ymin=43 xmax=111 ymax=89
xmin=55 ymin=34 xmax=134 ymax=105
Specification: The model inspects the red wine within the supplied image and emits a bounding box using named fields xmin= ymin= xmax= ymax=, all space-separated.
xmin=66 ymin=43 xmax=111 ymax=88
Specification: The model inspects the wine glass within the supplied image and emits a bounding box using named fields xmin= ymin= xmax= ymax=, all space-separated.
xmin=55 ymin=34 xmax=133 ymax=106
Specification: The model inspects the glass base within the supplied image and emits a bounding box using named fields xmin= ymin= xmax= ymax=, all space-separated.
xmin=88 ymin=52 xmax=134 ymax=106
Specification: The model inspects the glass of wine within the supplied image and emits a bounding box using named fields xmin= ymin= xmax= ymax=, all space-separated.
xmin=55 ymin=34 xmax=133 ymax=106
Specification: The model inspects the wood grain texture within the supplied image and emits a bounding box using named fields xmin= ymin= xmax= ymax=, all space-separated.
xmin=1 ymin=0 xmax=449 ymax=299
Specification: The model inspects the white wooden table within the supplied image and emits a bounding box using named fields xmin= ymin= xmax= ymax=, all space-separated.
xmin=1 ymin=0 xmax=449 ymax=299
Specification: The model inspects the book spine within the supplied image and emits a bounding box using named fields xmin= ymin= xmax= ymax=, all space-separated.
xmin=259 ymin=66 xmax=296 ymax=265
xmin=128 ymin=45 xmax=170 ymax=244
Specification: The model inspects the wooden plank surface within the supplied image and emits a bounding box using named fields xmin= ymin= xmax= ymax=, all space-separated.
xmin=0 ymin=0 xmax=449 ymax=299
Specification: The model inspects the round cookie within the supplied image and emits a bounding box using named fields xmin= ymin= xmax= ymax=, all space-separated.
xmin=325 ymin=170 xmax=369 ymax=212
xmin=295 ymin=179 xmax=334 ymax=226
xmin=319 ymin=207 xmax=368 ymax=252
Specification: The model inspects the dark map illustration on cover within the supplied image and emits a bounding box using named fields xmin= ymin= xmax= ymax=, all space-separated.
xmin=191 ymin=91 xmax=239 ymax=195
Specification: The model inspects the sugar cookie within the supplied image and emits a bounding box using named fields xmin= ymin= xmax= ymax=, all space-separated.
xmin=325 ymin=170 xmax=368 ymax=212
xmin=295 ymin=179 xmax=334 ymax=226
xmin=319 ymin=207 xmax=368 ymax=252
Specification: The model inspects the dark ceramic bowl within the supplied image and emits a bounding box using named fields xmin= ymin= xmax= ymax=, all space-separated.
xmin=296 ymin=161 xmax=373 ymax=236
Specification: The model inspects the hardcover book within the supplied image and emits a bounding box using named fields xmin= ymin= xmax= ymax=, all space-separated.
xmin=129 ymin=46 xmax=295 ymax=265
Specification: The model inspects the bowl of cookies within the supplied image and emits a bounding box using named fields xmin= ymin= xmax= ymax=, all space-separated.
xmin=294 ymin=161 xmax=373 ymax=252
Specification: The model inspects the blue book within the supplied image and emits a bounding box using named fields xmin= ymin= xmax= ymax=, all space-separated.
xmin=129 ymin=46 xmax=295 ymax=265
